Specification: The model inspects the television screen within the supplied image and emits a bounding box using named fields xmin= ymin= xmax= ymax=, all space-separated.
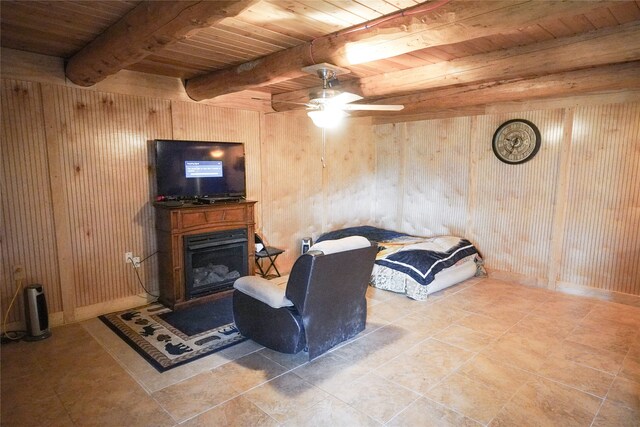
xmin=155 ymin=140 xmax=246 ymax=200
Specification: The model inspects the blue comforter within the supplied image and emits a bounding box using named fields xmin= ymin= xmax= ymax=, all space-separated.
xmin=318 ymin=226 xmax=481 ymax=287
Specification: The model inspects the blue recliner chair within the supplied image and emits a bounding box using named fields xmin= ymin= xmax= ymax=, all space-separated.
xmin=232 ymin=236 xmax=377 ymax=360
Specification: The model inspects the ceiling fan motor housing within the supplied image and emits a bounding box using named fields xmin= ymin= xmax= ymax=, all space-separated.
xmin=309 ymin=88 xmax=341 ymax=103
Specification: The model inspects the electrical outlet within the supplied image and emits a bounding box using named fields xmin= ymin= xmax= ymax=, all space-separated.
xmin=132 ymin=257 xmax=141 ymax=268
xmin=125 ymin=252 xmax=133 ymax=263
xmin=14 ymin=265 xmax=25 ymax=281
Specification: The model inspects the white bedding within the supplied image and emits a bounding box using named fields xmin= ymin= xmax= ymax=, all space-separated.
xmin=316 ymin=227 xmax=484 ymax=301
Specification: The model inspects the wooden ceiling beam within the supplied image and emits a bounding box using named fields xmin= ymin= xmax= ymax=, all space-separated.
xmin=65 ymin=0 xmax=257 ymax=87
xmin=354 ymin=61 xmax=640 ymax=121
xmin=272 ymin=21 xmax=640 ymax=111
xmin=185 ymin=0 xmax=618 ymax=101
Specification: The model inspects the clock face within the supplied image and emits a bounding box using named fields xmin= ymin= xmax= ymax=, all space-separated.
xmin=492 ymin=119 xmax=541 ymax=164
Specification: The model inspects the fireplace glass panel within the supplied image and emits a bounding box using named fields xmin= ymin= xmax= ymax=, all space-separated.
xmin=184 ymin=229 xmax=248 ymax=299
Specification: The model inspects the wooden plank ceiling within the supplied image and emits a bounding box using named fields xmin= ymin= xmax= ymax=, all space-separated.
xmin=1 ymin=0 xmax=639 ymax=121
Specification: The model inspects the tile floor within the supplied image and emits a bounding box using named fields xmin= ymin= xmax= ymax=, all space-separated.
xmin=2 ymin=277 xmax=640 ymax=426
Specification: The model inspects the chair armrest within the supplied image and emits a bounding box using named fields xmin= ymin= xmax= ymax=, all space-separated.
xmin=233 ymin=276 xmax=293 ymax=309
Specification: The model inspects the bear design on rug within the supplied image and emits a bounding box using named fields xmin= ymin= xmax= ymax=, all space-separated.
xmin=165 ymin=342 xmax=193 ymax=355
xmin=121 ymin=311 xmax=140 ymax=321
xmin=157 ymin=334 xmax=171 ymax=342
xmin=140 ymin=324 xmax=161 ymax=337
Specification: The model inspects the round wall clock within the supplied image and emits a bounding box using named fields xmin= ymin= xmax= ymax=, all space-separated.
xmin=492 ymin=119 xmax=541 ymax=164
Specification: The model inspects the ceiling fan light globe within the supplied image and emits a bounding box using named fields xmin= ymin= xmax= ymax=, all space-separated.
xmin=307 ymin=109 xmax=347 ymax=129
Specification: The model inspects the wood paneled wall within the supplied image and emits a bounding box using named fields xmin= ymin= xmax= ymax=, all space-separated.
xmin=1 ymin=80 xmax=264 ymax=326
xmin=1 ymin=80 xmax=62 ymax=321
xmin=2 ymin=72 xmax=638 ymax=328
xmin=41 ymin=86 xmax=173 ymax=314
xmin=560 ymin=103 xmax=640 ymax=295
xmin=260 ymin=112 xmax=375 ymax=272
xmin=472 ymin=110 xmax=565 ymax=283
xmin=169 ymin=101 xmax=262 ymax=230
xmin=1 ymin=76 xmax=373 ymax=326
xmin=373 ymin=102 xmax=640 ymax=298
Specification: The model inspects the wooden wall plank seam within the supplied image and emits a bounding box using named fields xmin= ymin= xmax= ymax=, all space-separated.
xmin=466 ymin=115 xmax=479 ymax=243
xmin=40 ymin=83 xmax=77 ymax=322
xmin=1 ymin=80 xmax=64 ymax=324
xmin=397 ymin=123 xmax=408 ymax=232
xmin=547 ymin=107 xmax=574 ymax=290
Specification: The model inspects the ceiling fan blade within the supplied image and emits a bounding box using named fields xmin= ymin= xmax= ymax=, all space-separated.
xmin=268 ymin=99 xmax=311 ymax=107
xmin=341 ymin=104 xmax=405 ymax=111
xmin=324 ymin=92 xmax=363 ymax=105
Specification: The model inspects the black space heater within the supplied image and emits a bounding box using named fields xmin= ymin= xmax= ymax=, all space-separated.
xmin=24 ymin=284 xmax=51 ymax=341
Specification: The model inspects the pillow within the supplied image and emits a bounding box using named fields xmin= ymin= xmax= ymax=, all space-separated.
xmin=233 ymin=276 xmax=293 ymax=308
xmin=309 ymin=235 xmax=370 ymax=255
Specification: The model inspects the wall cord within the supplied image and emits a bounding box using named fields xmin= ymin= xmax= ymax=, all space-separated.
xmin=127 ymin=251 xmax=159 ymax=298
xmin=2 ymin=277 xmax=27 ymax=343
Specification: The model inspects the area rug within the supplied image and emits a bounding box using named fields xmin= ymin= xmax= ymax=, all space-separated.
xmin=99 ymin=296 xmax=246 ymax=372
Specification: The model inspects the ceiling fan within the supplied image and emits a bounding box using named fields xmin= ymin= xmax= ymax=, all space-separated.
xmin=300 ymin=63 xmax=404 ymax=128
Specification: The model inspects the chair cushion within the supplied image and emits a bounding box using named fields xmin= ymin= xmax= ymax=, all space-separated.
xmin=308 ymin=235 xmax=370 ymax=255
xmin=233 ymin=276 xmax=293 ymax=309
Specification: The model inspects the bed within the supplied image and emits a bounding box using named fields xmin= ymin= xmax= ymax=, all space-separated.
xmin=316 ymin=226 xmax=484 ymax=300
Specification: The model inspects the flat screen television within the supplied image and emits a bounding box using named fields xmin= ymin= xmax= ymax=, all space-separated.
xmin=155 ymin=139 xmax=246 ymax=200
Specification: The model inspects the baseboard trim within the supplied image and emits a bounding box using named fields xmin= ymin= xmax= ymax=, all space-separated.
xmin=556 ymin=281 xmax=640 ymax=308
xmin=485 ymin=268 xmax=640 ymax=308
xmin=72 ymin=293 xmax=156 ymax=322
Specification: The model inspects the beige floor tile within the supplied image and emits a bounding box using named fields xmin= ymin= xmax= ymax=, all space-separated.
xmin=434 ymin=324 xmax=494 ymax=352
xmin=366 ymin=285 xmax=400 ymax=302
xmin=152 ymin=370 xmax=239 ymax=422
xmin=592 ymin=399 xmax=640 ymax=427
xmin=490 ymin=377 xmax=602 ymax=427
xmin=292 ymin=352 xmax=370 ymax=395
xmin=331 ymin=373 xmax=420 ymax=424
xmin=181 ymin=395 xmax=278 ymax=427
xmin=471 ymin=304 xmax=528 ymax=324
xmin=257 ymin=347 xmax=310 ymax=370
xmin=393 ymin=312 xmax=453 ymax=339
xmin=516 ymin=313 xmax=577 ymax=340
xmin=6 ymin=277 xmax=640 ymax=427
xmin=480 ymin=331 xmax=555 ymax=372
xmin=500 ymin=322 xmax=564 ymax=344
xmin=505 ymin=285 xmax=554 ymax=303
xmin=488 ymin=294 xmax=541 ymax=312
xmin=537 ymin=356 xmax=615 ymax=397
xmin=1 ymin=366 xmax=58 ymax=409
xmin=37 ymin=338 xmax=116 ymax=373
xmin=586 ymin=303 xmax=640 ymax=329
xmin=427 ymin=372 xmax=512 ymax=424
xmin=0 ymin=394 xmax=75 ymax=427
xmin=566 ymin=326 xmax=633 ymax=356
xmin=83 ymin=317 xmax=230 ymax=393
xmin=620 ymin=344 xmax=640 ymax=383
xmin=282 ymin=395 xmax=381 ymax=427
xmin=455 ymin=355 xmax=533 ymax=392
xmin=212 ymin=351 xmax=288 ymax=394
xmin=579 ymin=314 xmax=639 ymax=340
xmin=63 ymin=374 xmax=173 ymax=426
xmin=411 ymin=303 xmax=471 ymax=324
xmin=367 ymin=299 xmax=416 ymax=323
xmin=218 ymin=338 xmax=264 ymax=359
xmin=376 ymin=338 xmax=474 ymax=395
xmin=454 ymin=312 xmax=517 ymax=337
xmin=529 ymin=297 xmax=594 ymax=323
xmin=438 ymin=290 xmax=495 ymax=312
xmin=552 ymin=340 xmax=626 ymax=375
xmin=0 ymin=341 xmax=49 ymax=381
xmin=243 ymin=372 xmax=330 ymax=423
xmin=388 ymin=397 xmax=481 ymax=427
xmin=331 ymin=324 xmax=417 ymax=369
xmin=364 ymin=314 xmax=391 ymax=333
xmin=607 ymin=376 xmax=640 ymax=411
